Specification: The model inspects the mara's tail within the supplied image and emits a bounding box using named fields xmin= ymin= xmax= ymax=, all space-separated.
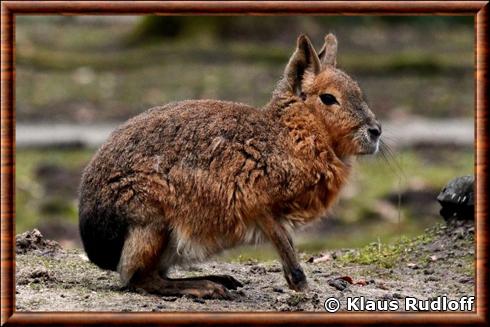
xmin=79 ymin=205 xmax=128 ymax=271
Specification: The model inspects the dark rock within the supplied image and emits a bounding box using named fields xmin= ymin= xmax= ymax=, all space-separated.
xmin=272 ymin=287 xmax=284 ymax=293
xmin=328 ymin=278 xmax=349 ymax=291
xmin=437 ymin=175 xmax=474 ymax=221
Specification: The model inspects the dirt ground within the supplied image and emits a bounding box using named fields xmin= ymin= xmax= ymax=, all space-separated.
xmin=15 ymin=220 xmax=475 ymax=312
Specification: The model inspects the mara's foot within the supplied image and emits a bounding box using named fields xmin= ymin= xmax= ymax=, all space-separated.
xmin=170 ymin=274 xmax=243 ymax=290
xmin=285 ymin=267 xmax=308 ymax=292
xmin=130 ymin=274 xmax=234 ymax=300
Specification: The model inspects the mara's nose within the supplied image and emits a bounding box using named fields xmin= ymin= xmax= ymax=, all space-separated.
xmin=368 ymin=123 xmax=382 ymax=139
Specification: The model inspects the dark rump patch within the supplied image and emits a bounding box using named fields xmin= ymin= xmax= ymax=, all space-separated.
xmin=79 ymin=205 xmax=128 ymax=271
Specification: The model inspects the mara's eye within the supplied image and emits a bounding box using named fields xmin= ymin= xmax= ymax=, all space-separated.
xmin=320 ymin=93 xmax=339 ymax=106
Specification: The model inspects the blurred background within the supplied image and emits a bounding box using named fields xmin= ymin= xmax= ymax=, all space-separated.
xmin=15 ymin=16 xmax=474 ymax=259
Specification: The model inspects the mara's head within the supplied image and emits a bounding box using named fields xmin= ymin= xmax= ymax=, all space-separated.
xmin=275 ymin=34 xmax=381 ymax=156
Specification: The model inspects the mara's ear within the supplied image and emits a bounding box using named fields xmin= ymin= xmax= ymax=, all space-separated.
xmin=283 ymin=34 xmax=321 ymax=96
xmin=318 ymin=33 xmax=338 ymax=67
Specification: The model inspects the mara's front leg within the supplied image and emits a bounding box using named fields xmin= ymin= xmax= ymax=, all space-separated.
xmin=258 ymin=217 xmax=308 ymax=291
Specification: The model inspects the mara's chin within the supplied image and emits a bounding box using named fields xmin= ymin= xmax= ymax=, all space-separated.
xmin=356 ymin=141 xmax=379 ymax=155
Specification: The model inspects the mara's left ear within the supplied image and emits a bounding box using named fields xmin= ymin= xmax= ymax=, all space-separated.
xmin=318 ymin=33 xmax=338 ymax=67
xmin=283 ymin=34 xmax=321 ymax=96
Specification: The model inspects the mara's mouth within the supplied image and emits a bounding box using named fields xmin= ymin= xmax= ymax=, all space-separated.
xmin=357 ymin=140 xmax=380 ymax=155
xmin=355 ymin=130 xmax=381 ymax=155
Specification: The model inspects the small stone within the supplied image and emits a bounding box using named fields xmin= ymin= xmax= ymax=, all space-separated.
xmin=407 ymin=263 xmax=419 ymax=270
xmin=250 ymin=265 xmax=266 ymax=275
xmin=328 ymin=278 xmax=349 ymax=291
xmin=425 ymin=276 xmax=440 ymax=282
xmin=311 ymin=293 xmax=320 ymax=305
xmin=267 ymin=266 xmax=282 ymax=273
xmin=277 ymin=304 xmax=291 ymax=311
xmin=381 ymin=293 xmax=394 ymax=300
xmin=458 ymin=277 xmax=473 ymax=284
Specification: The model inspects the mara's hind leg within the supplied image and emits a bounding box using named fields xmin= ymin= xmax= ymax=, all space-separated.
xmin=118 ymin=226 xmax=232 ymax=299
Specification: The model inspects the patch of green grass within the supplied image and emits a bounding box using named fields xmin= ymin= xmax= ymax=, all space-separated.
xmin=296 ymin=218 xmax=429 ymax=253
xmin=339 ymin=231 xmax=434 ymax=268
xmin=339 ymin=241 xmax=404 ymax=269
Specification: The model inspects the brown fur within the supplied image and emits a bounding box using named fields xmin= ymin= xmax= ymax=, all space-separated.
xmin=79 ymin=34 xmax=381 ymax=297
